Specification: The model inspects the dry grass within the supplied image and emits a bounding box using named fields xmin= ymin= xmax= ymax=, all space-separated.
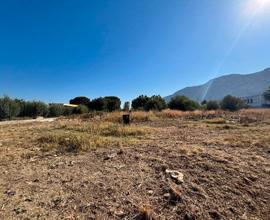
xmin=1 ymin=108 xmax=270 ymax=219
xmin=204 ymin=117 xmax=226 ymax=124
xmin=39 ymin=121 xmax=152 ymax=153
xmin=136 ymin=204 xmax=157 ymax=220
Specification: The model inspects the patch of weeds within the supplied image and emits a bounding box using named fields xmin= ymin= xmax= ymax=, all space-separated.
xmin=38 ymin=122 xmax=151 ymax=153
xmin=136 ymin=204 xmax=157 ymax=220
xmin=205 ymin=117 xmax=226 ymax=124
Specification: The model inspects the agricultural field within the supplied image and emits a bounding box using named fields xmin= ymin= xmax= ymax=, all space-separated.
xmin=0 ymin=109 xmax=270 ymax=220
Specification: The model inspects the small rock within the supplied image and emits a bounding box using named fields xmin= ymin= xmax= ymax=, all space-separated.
xmin=184 ymin=213 xmax=195 ymax=220
xmin=114 ymin=210 xmax=126 ymax=217
xmin=24 ymin=198 xmax=32 ymax=202
xmin=14 ymin=207 xmax=26 ymax=215
xmin=33 ymin=179 xmax=39 ymax=183
xmin=104 ymin=153 xmax=117 ymax=160
xmin=58 ymin=162 xmax=65 ymax=166
xmin=163 ymin=193 xmax=171 ymax=199
xmin=209 ymin=211 xmax=221 ymax=220
xmin=5 ymin=190 xmax=16 ymax=196
xmin=165 ymin=169 xmax=184 ymax=184
xmin=147 ymin=190 xmax=154 ymax=195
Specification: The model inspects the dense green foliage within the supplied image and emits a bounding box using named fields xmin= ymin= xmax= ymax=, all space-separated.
xmin=73 ymin=105 xmax=89 ymax=114
xmin=205 ymin=100 xmax=220 ymax=110
xmin=0 ymin=96 xmax=49 ymax=120
xmin=70 ymin=96 xmax=91 ymax=106
xmin=168 ymin=96 xmax=200 ymax=111
xmin=88 ymin=97 xmax=105 ymax=111
xmin=131 ymin=95 xmax=166 ymax=111
xmin=131 ymin=95 xmax=150 ymax=110
xmin=144 ymin=95 xmax=167 ymax=111
xmin=1 ymin=93 xmax=251 ymax=120
xmin=0 ymin=96 xmax=21 ymax=119
xmin=88 ymin=96 xmax=121 ymax=112
xmin=263 ymin=87 xmax=270 ymax=101
xmin=48 ymin=104 xmax=66 ymax=117
xmin=221 ymin=95 xmax=245 ymax=111
xmin=103 ymin=96 xmax=121 ymax=112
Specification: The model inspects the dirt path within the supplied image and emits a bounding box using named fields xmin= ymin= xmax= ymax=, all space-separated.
xmin=0 ymin=117 xmax=56 ymax=126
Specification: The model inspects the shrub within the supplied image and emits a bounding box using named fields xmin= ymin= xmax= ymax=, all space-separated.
xmin=168 ymin=96 xmax=200 ymax=111
xmin=144 ymin=95 xmax=167 ymax=111
xmin=63 ymin=107 xmax=74 ymax=116
xmin=88 ymin=96 xmax=121 ymax=112
xmin=206 ymin=100 xmax=220 ymax=110
xmin=88 ymin=97 xmax=105 ymax=111
xmin=123 ymin=101 xmax=130 ymax=111
xmin=48 ymin=104 xmax=65 ymax=117
xmin=73 ymin=105 xmax=89 ymax=114
xmin=263 ymin=87 xmax=270 ymax=101
xmin=131 ymin=95 xmax=150 ymax=110
xmin=0 ymin=96 xmax=21 ymax=119
xmin=221 ymin=95 xmax=245 ymax=111
xmin=103 ymin=96 xmax=121 ymax=112
xmin=70 ymin=96 xmax=90 ymax=106
xmin=25 ymin=101 xmax=49 ymax=118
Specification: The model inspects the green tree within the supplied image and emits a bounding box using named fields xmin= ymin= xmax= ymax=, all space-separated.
xmin=70 ymin=96 xmax=90 ymax=106
xmin=131 ymin=95 xmax=150 ymax=110
xmin=168 ymin=96 xmax=199 ymax=111
xmin=123 ymin=101 xmax=130 ymax=112
xmin=88 ymin=97 xmax=105 ymax=111
xmin=73 ymin=105 xmax=89 ymax=114
xmin=0 ymin=96 xmax=21 ymax=119
xmin=24 ymin=101 xmax=49 ymax=118
xmin=221 ymin=95 xmax=245 ymax=111
xmin=144 ymin=95 xmax=167 ymax=111
xmin=263 ymin=87 xmax=270 ymax=101
xmin=206 ymin=100 xmax=220 ymax=110
xmin=103 ymin=96 xmax=121 ymax=112
xmin=48 ymin=104 xmax=65 ymax=117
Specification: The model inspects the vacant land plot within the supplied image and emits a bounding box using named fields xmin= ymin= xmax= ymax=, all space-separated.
xmin=0 ymin=110 xmax=269 ymax=219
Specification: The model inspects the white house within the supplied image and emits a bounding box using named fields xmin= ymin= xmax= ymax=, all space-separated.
xmin=240 ymin=94 xmax=270 ymax=108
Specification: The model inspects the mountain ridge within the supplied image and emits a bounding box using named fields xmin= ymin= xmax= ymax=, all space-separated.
xmin=165 ymin=68 xmax=270 ymax=103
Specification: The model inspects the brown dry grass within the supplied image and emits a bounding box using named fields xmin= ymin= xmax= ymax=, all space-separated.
xmin=0 ymin=109 xmax=270 ymax=219
xmin=39 ymin=121 xmax=152 ymax=153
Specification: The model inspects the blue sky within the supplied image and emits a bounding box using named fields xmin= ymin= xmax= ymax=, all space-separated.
xmin=1 ymin=0 xmax=270 ymax=103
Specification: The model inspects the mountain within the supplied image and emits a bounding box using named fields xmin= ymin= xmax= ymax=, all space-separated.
xmin=165 ymin=68 xmax=270 ymax=103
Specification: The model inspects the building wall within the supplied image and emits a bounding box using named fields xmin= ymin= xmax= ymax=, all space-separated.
xmin=240 ymin=94 xmax=268 ymax=108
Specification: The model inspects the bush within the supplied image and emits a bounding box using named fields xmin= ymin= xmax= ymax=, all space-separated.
xmin=70 ymin=96 xmax=90 ymax=106
xmin=48 ymin=104 xmax=66 ymax=117
xmin=168 ymin=96 xmax=200 ymax=111
xmin=144 ymin=95 xmax=167 ymax=111
xmin=88 ymin=97 xmax=105 ymax=111
xmin=131 ymin=95 xmax=166 ymax=111
xmin=221 ymin=95 xmax=245 ymax=111
xmin=24 ymin=101 xmax=49 ymax=118
xmin=103 ymin=96 xmax=121 ymax=112
xmin=206 ymin=100 xmax=220 ymax=110
xmin=73 ymin=105 xmax=89 ymax=114
xmin=132 ymin=95 xmax=150 ymax=110
xmin=263 ymin=87 xmax=270 ymax=102
xmin=88 ymin=96 xmax=121 ymax=112
xmin=0 ymin=96 xmax=21 ymax=119
xmin=123 ymin=101 xmax=130 ymax=111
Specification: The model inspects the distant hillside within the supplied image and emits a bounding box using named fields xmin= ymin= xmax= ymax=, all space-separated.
xmin=165 ymin=68 xmax=270 ymax=103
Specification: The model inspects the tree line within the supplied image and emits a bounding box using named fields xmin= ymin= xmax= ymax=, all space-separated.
xmin=1 ymin=87 xmax=270 ymax=120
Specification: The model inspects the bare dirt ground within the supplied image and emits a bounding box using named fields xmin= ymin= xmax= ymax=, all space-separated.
xmin=0 ymin=110 xmax=269 ymax=220
xmin=0 ymin=117 xmax=56 ymax=126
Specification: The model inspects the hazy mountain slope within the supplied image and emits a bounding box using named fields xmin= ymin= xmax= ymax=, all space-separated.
xmin=165 ymin=68 xmax=270 ymax=102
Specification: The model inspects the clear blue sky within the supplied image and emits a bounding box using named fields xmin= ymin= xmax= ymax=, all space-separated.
xmin=1 ymin=0 xmax=270 ymax=103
